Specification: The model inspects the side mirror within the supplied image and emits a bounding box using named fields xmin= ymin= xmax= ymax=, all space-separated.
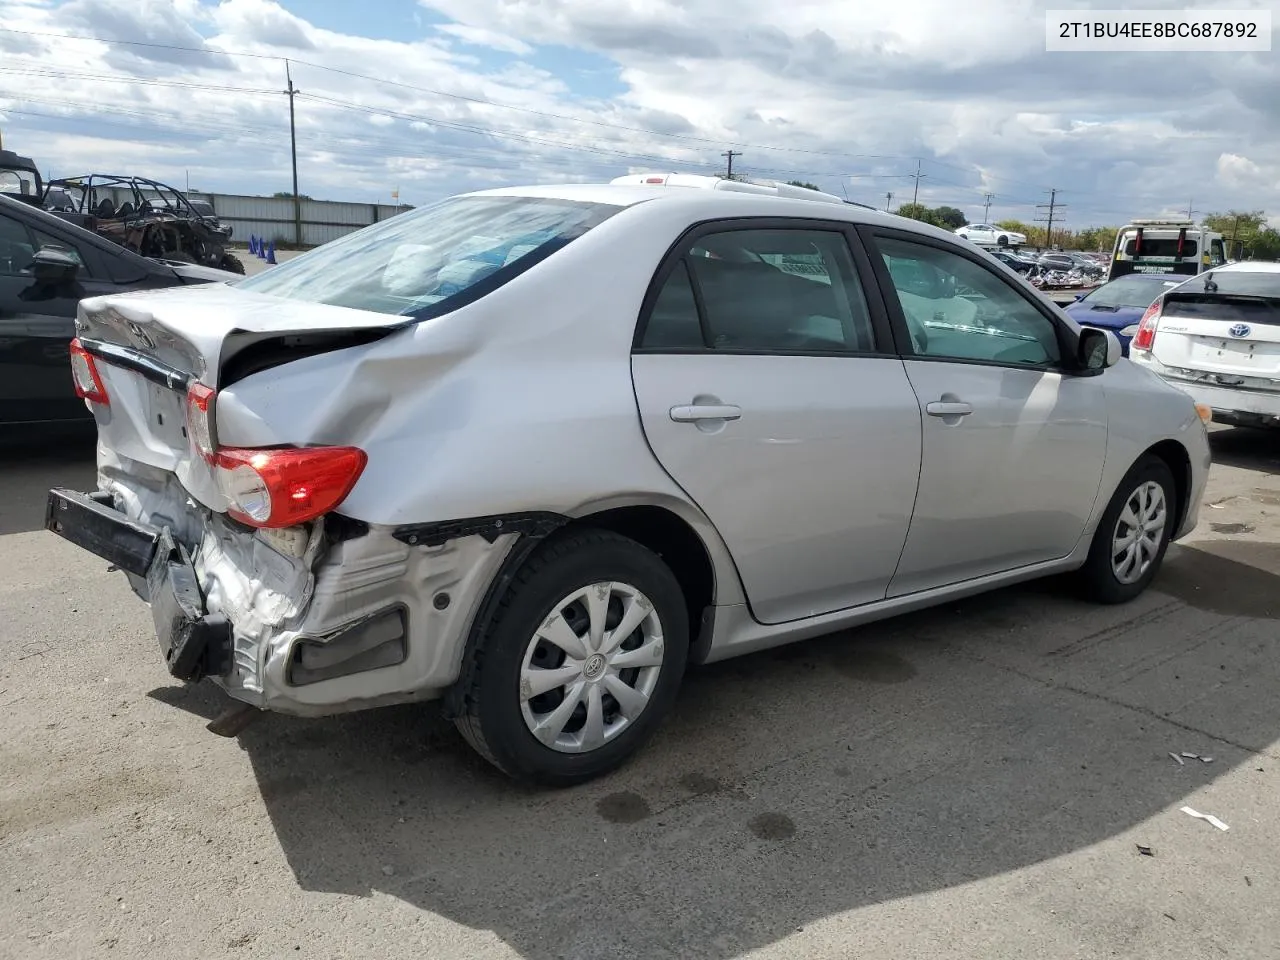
xmin=1078 ymin=327 xmax=1121 ymax=371
xmin=30 ymin=245 xmax=80 ymax=285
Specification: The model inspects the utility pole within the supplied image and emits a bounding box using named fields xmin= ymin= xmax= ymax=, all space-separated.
xmin=721 ymin=150 xmax=743 ymax=180
xmin=1187 ymin=198 xmax=1196 ymax=220
xmin=284 ymin=60 xmax=301 ymax=246
xmin=983 ymin=192 xmax=994 ymax=221
xmin=1034 ymin=188 xmax=1064 ymax=249
xmin=910 ymin=158 xmax=924 ymax=207
xmin=885 ymin=191 xmax=894 ymax=212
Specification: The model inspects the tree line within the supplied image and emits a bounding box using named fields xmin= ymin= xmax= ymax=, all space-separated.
xmin=781 ymin=183 xmax=1279 ymax=259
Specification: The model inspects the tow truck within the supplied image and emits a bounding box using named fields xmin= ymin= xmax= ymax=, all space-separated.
xmin=1108 ymin=219 xmax=1227 ymax=282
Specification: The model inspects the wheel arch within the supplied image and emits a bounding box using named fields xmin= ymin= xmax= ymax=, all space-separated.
xmin=1142 ymin=438 xmax=1193 ymax=534
xmin=563 ymin=503 xmax=720 ymax=665
xmin=441 ymin=499 xmax=733 ymax=720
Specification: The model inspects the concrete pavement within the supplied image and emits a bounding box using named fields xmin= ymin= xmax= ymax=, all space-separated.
xmin=1 ymin=428 xmax=1278 ymax=959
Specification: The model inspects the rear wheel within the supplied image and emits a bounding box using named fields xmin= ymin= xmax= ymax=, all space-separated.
xmin=1077 ymin=455 xmax=1176 ymax=604
xmin=455 ymin=529 xmax=689 ymax=786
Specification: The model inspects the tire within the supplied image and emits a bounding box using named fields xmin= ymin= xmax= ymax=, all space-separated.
xmin=997 ymin=235 xmax=1009 ymax=247
xmin=1077 ymin=455 xmax=1177 ymax=604
xmin=455 ymin=529 xmax=689 ymax=786
xmin=220 ymin=253 xmax=246 ymax=274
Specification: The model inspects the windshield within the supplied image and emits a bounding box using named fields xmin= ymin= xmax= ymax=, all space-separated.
xmin=1120 ymin=234 xmax=1199 ymax=257
xmin=236 ymin=195 xmax=620 ymax=318
xmin=1083 ymin=275 xmax=1179 ymax=308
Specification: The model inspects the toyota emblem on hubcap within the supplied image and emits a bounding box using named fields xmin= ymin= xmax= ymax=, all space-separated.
xmin=583 ymin=653 xmax=607 ymax=680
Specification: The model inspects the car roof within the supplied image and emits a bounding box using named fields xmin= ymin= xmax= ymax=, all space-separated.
xmin=1211 ymin=260 xmax=1280 ymax=273
xmin=463 ymin=181 xmax=962 ymax=240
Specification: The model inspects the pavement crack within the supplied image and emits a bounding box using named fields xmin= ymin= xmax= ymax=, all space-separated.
xmin=943 ymin=643 xmax=1279 ymax=761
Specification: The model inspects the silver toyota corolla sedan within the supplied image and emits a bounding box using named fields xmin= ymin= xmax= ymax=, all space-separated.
xmin=47 ymin=173 xmax=1211 ymax=785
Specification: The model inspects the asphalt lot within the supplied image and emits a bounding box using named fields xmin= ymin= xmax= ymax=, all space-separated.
xmin=2 ymin=427 xmax=1279 ymax=960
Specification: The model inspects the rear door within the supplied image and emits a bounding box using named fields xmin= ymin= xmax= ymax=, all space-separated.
xmin=1150 ymin=271 xmax=1280 ymax=386
xmin=862 ymin=227 xmax=1109 ymax=596
xmin=630 ymin=218 xmax=923 ymax=625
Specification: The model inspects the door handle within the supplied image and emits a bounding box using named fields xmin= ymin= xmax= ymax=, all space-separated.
xmin=926 ymin=401 xmax=973 ymax=417
xmin=670 ymin=403 xmax=742 ymax=423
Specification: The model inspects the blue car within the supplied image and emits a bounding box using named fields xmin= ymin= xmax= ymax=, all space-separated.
xmin=1062 ymin=273 xmax=1184 ymax=356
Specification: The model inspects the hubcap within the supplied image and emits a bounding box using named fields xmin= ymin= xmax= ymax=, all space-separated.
xmin=518 ymin=581 xmax=665 ymax=754
xmin=1111 ymin=480 xmax=1168 ymax=585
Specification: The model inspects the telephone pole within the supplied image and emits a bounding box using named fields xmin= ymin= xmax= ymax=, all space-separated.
xmin=983 ymin=192 xmax=994 ymax=221
xmin=1034 ymin=188 xmax=1064 ymax=249
xmin=1186 ymin=198 xmax=1197 ymax=220
xmin=284 ymin=60 xmax=301 ymax=246
xmin=885 ymin=190 xmax=894 ymax=212
xmin=910 ymin=158 xmax=924 ymax=207
xmin=721 ymin=150 xmax=743 ymax=180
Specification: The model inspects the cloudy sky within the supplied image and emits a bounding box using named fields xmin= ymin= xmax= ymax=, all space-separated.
xmin=1 ymin=0 xmax=1278 ymax=228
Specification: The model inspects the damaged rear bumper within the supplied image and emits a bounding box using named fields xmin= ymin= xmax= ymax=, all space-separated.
xmin=45 ymin=482 xmax=518 ymax=718
xmin=46 ymin=488 xmax=232 ymax=682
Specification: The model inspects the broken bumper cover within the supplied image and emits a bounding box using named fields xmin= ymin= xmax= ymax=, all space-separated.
xmin=46 ymin=487 xmax=232 ymax=682
xmin=46 ymin=483 xmax=522 ymax=718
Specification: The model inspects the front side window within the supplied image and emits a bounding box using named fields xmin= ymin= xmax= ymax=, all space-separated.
xmin=235 ymin=195 xmax=621 ymax=318
xmin=877 ymin=236 xmax=1061 ymax=366
xmin=640 ymin=228 xmax=876 ymax=353
xmin=0 ymin=212 xmax=34 ymax=276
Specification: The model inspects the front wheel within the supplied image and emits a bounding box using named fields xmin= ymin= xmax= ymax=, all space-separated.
xmin=219 ymin=253 xmax=246 ymax=274
xmin=997 ymin=235 xmax=1010 ymax=247
xmin=454 ymin=529 xmax=689 ymax=786
xmin=1077 ymin=455 xmax=1177 ymax=604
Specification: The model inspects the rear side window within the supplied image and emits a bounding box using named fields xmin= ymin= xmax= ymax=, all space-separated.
xmin=639 ymin=228 xmax=877 ymax=353
xmin=235 ymin=196 xmax=621 ymax=319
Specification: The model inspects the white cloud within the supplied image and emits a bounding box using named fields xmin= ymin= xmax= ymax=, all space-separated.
xmin=435 ymin=23 xmax=533 ymax=56
xmin=1 ymin=0 xmax=1279 ymax=223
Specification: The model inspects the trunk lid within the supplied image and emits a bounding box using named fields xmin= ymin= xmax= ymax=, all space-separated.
xmin=1151 ymin=291 xmax=1280 ymax=388
xmin=77 ymin=284 xmax=407 ymax=508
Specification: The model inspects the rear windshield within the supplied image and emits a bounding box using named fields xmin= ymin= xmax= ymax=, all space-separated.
xmin=235 ymin=195 xmax=621 ymax=318
xmin=1083 ymin=274 xmax=1180 ymax=309
xmin=1121 ymin=235 xmax=1199 ymax=257
xmin=1164 ymin=270 xmax=1280 ymax=321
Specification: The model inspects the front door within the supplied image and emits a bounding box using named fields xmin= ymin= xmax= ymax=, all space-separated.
xmin=630 ymin=221 xmax=923 ymax=625
xmin=0 ymin=210 xmax=114 ymax=428
xmin=864 ymin=229 xmax=1109 ymax=596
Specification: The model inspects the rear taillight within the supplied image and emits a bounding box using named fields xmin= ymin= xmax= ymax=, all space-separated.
xmin=69 ymin=338 xmax=109 ymax=405
xmin=216 ymin=446 xmax=367 ymax=529
xmin=186 ymin=382 xmax=216 ymax=461
xmin=1131 ymin=300 xmax=1162 ymax=352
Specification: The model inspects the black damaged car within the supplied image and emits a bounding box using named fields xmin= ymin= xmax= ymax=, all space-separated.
xmin=0 ymin=193 xmax=238 ymax=444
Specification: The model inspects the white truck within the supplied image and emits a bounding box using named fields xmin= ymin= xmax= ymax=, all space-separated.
xmin=1108 ymin=219 xmax=1227 ymax=282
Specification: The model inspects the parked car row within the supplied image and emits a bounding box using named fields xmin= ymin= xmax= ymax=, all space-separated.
xmin=45 ymin=172 xmax=1212 ymax=785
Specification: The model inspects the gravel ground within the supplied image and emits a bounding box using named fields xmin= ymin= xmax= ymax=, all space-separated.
xmin=1 ymin=426 xmax=1278 ymax=960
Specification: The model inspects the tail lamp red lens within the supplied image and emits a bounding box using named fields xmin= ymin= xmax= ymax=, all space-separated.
xmin=1131 ymin=300 xmax=1162 ymax=352
xmin=217 ymin=445 xmax=368 ymax=529
xmin=69 ymin=338 xmax=109 ymax=405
